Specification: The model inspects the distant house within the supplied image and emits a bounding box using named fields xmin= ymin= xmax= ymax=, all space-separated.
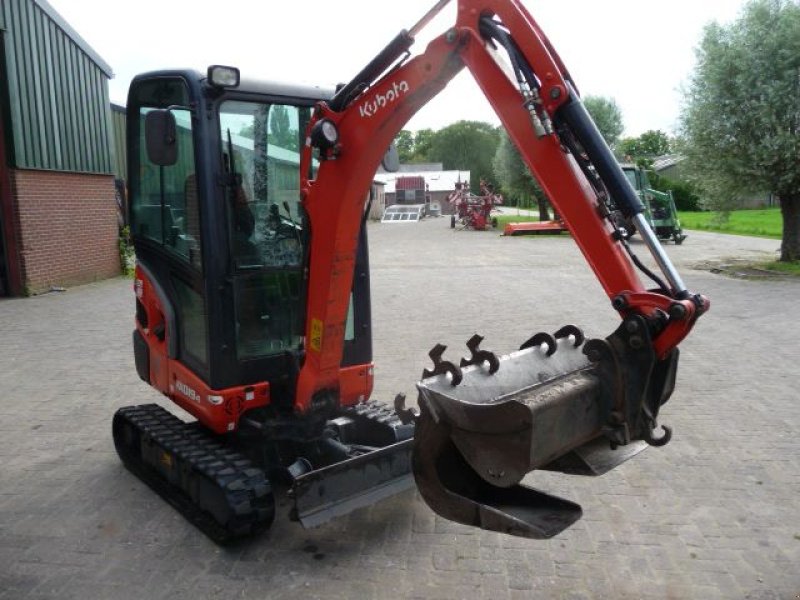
xmin=652 ymin=154 xmax=776 ymax=209
xmin=0 ymin=0 xmax=119 ymax=295
xmin=378 ymin=164 xmax=471 ymax=216
xmin=651 ymin=154 xmax=686 ymax=178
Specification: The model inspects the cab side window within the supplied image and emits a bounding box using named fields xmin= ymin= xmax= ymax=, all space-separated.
xmin=131 ymin=80 xmax=202 ymax=270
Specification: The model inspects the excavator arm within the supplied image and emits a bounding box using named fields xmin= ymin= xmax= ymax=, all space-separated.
xmin=296 ymin=0 xmax=709 ymax=537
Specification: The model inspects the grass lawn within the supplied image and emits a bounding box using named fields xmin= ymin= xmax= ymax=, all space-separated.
xmin=494 ymin=214 xmax=551 ymax=229
xmin=677 ymin=208 xmax=782 ymax=239
xmin=498 ymin=208 xmax=783 ymax=240
xmin=498 ymin=209 xmax=783 ymax=239
xmin=762 ymin=259 xmax=800 ymax=275
xmin=497 ymin=208 xmax=799 ymax=275
xmin=654 ymin=208 xmax=799 ymax=275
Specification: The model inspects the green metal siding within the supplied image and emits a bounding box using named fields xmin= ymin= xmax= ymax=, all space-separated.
xmin=0 ymin=0 xmax=113 ymax=173
xmin=110 ymin=104 xmax=126 ymax=180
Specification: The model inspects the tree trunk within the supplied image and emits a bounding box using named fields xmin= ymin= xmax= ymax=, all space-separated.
xmin=537 ymin=197 xmax=551 ymax=221
xmin=779 ymin=193 xmax=800 ymax=262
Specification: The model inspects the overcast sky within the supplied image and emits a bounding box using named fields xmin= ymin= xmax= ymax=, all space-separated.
xmin=47 ymin=0 xmax=749 ymax=137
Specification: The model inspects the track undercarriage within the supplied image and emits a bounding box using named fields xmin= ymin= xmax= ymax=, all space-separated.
xmin=113 ymin=401 xmax=413 ymax=543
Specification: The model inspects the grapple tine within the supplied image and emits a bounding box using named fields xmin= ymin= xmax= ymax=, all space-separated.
xmin=519 ymin=331 xmax=557 ymax=354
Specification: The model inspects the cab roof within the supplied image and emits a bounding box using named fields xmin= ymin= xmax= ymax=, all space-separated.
xmin=132 ymin=68 xmax=334 ymax=103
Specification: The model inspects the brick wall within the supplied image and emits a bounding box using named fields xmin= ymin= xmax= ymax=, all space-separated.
xmin=10 ymin=169 xmax=119 ymax=294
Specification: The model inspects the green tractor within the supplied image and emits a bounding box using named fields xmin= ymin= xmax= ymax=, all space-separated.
xmin=616 ymin=164 xmax=687 ymax=244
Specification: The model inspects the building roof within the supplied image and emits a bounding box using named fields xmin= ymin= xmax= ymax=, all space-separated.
xmin=652 ymin=154 xmax=686 ymax=172
xmin=377 ymin=163 xmax=444 ymax=174
xmin=27 ymin=0 xmax=114 ymax=77
xmin=377 ymin=169 xmax=471 ymax=193
xmin=0 ymin=0 xmax=114 ymax=172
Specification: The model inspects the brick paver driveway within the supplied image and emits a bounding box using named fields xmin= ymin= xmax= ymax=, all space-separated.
xmin=1 ymin=219 xmax=797 ymax=599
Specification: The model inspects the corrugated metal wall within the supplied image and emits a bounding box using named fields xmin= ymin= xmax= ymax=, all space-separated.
xmin=0 ymin=0 xmax=113 ymax=174
xmin=110 ymin=104 xmax=126 ymax=180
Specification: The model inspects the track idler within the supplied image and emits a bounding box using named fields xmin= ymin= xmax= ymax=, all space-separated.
xmin=407 ymin=320 xmax=679 ymax=538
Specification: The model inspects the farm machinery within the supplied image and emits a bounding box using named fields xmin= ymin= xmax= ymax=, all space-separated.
xmin=448 ymin=179 xmax=503 ymax=230
xmin=616 ymin=164 xmax=687 ymax=244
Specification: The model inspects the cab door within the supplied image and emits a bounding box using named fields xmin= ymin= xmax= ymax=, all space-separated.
xmin=128 ymin=76 xmax=210 ymax=385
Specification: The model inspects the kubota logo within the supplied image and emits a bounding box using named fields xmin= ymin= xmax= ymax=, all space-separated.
xmin=175 ymin=380 xmax=201 ymax=403
xmin=359 ymin=80 xmax=410 ymax=118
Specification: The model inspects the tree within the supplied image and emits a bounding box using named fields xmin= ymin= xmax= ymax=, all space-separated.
xmin=680 ymin=0 xmax=800 ymax=261
xmin=395 ymin=130 xmax=415 ymax=163
xmin=392 ymin=129 xmax=437 ymax=164
xmin=412 ymin=129 xmax=435 ymax=162
xmin=492 ymin=130 xmax=550 ymax=219
xmin=582 ymin=95 xmax=624 ymax=148
xmin=269 ymin=105 xmax=296 ymax=150
xmin=618 ymin=130 xmax=672 ymax=162
xmin=237 ymin=105 xmax=296 ymax=150
xmin=427 ymin=121 xmax=500 ymax=185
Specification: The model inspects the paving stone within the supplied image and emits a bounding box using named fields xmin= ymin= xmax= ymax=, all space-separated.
xmin=0 ymin=223 xmax=798 ymax=598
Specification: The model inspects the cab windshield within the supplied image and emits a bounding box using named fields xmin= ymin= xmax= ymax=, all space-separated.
xmin=623 ymin=168 xmax=639 ymax=191
xmin=219 ymin=100 xmax=311 ymax=359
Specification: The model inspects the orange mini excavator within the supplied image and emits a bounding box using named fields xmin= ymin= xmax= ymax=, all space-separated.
xmin=114 ymin=0 xmax=708 ymax=543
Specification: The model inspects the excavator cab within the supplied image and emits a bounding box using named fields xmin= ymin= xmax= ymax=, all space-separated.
xmin=117 ymin=69 xmax=414 ymax=541
xmin=128 ymin=71 xmax=372 ymax=403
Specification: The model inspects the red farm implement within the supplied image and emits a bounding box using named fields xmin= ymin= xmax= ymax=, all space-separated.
xmin=448 ymin=180 xmax=503 ymax=230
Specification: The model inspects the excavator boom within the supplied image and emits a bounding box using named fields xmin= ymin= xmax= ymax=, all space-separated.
xmin=297 ymin=0 xmax=708 ymax=536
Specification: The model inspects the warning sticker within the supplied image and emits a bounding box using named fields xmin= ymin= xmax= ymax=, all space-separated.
xmin=160 ymin=451 xmax=173 ymax=469
xmin=310 ymin=318 xmax=323 ymax=352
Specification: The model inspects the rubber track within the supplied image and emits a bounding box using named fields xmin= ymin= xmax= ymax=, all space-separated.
xmin=342 ymin=400 xmax=415 ymax=443
xmin=113 ymin=404 xmax=275 ymax=544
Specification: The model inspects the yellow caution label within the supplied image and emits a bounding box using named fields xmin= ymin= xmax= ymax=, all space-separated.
xmin=310 ymin=318 xmax=323 ymax=353
xmin=160 ymin=451 xmax=173 ymax=469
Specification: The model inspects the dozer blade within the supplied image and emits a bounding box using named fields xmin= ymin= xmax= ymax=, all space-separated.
xmin=411 ymin=328 xmax=656 ymax=538
xmin=293 ymin=438 xmax=414 ymax=528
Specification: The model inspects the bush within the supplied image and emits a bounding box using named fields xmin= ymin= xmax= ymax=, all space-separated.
xmin=649 ymin=173 xmax=702 ymax=212
xmin=119 ymin=226 xmax=135 ymax=276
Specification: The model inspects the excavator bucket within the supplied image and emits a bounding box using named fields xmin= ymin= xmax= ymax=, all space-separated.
xmin=408 ymin=324 xmax=675 ymax=538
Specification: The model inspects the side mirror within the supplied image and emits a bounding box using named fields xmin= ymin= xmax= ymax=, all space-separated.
xmin=381 ymin=142 xmax=400 ymax=173
xmin=145 ymin=110 xmax=178 ymax=166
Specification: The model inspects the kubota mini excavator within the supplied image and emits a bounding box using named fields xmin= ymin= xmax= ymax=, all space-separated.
xmin=114 ymin=0 xmax=708 ymax=543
